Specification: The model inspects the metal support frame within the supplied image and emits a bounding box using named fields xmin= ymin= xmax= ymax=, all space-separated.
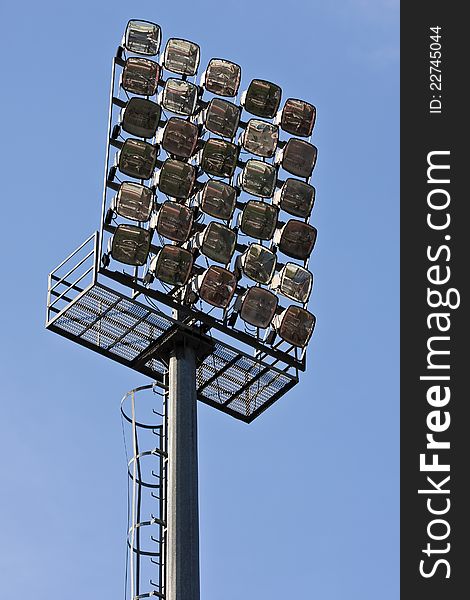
xmin=45 ymin=233 xmax=301 ymax=423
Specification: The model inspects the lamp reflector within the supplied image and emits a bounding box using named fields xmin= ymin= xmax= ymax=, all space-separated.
xmin=162 ymin=78 xmax=198 ymax=116
xmin=122 ymin=58 xmax=160 ymax=96
xmin=280 ymin=99 xmax=316 ymax=137
xmin=240 ymin=159 xmax=277 ymax=198
xmin=201 ymin=139 xmax=239 ymax=178
xmin=118 ymin=139 xmax=157 ymax=180
xmin=277 ymin=178 xmax=315 ymax=218
xmin=114 ymin=182 xmax=153 ymax=222
xmin=200 ymin=180 xmax=237 ymax=220
xmin=240 ymin=201 xmax=278 ymax=240
xmin=111 ymin=224 xmax=151 ymax=266
xmin=163 ymin=38 xmax=200 ymax=76
xmin=198 ymin=266 xmax=237 ymax=308
xmin=241 ymin=244 xmax=276 ymax=284
xmin=278 ymin=220 xmax=317 ymax=260
xmin=121 ymin=98 xmax=161 ymax=138
xmin=240 ymin=287 xmax=278 ymax=329
xmin=244 ymin=79 xmax=282 ymax=118
xmin=124 ymin=20 xmax=161 ymax=56
xmin=205 ymin=99 xmax=240 ymax=138
xmin=281 ymin=139 xmax=317 ymax=178
xmin=161 ymin=117 xmax=199 ymax=158
xmin=242 ymin=119 xmax=278 ymax=157
xmin=276 ymin=306 xmax=316 ymax=348
xmin=204 ymin=59 xmax=241 ymax=97
xmin=158 ymin=159 xmax=196 ymax=199
xmin=156 ymin=201 xmax=193 ymax=242
xmin=152 ymin=245 xmax=193 ymax=285
xmin=201 ymin=222 xmax=237 ymax=264
xmin=278 ymin=263 xmax=313 ymax=303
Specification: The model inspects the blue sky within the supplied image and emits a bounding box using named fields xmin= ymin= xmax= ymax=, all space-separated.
xmin=0 ymin=1 xmax=399 ymax=598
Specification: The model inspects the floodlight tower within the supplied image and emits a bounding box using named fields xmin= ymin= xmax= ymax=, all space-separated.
xmin=46 ymin=19 xmax=319 ymax=600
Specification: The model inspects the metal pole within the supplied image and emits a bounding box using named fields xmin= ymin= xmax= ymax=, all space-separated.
xmin=167 ymin=338 xmax=200 ymax=600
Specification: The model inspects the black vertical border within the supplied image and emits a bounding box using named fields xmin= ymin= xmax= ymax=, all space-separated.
xmin=401 ymin=4 xmax=468 ymax=598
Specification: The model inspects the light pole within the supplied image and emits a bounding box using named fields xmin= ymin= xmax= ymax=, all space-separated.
xmin=46 ymin=18 xmax=319 ymax=600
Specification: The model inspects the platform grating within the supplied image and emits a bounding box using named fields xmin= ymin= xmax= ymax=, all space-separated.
xmin=48 ymin=280 xmax=298 ymax=422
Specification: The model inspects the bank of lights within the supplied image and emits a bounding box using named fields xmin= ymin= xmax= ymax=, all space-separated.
xmin=102 ymin=19 xmax=319 ymax=349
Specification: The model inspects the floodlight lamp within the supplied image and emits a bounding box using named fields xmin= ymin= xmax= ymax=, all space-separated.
xmin=162 ymin=78 xmax=198 ymax=116
xmin=121 ymin=57 xmax=160 ymax=96
xmin=280 ymin=99 xmax=316 ymax=137
xmin=243 ymin=79 xmax=282 ymax=118
xmin=150 ymin=245 xmax=193 ymax=285
xmin=240 ymin=159 xmax=277 ymax=198
xmin=204 ymin=59 xmax=241 ymax=97
xmin=278 ymin=220 xmax=317 ymax=260
xmin=110 ymin=224 xmax=151 ymax=266
xmin=156 ymin=201 xmax=194 ymax=242
xmin=201 ymin=139 xmax=239 ymax=178
xmin=200 ymin=180 xmax=237 ymax=220
xmin=275 ymin=305 xmax=316 ymax=348
xmin=280 ymin=139 xmax=317 ymax=178
xmin=121 ymin=98 xmax=161 ymax=138
xmin=124 ymin=20 xmax=161 ymax=56
xmin=112 ymin=182 xmax=154 ymax=222
xmin=200 ymin=222 xmax=237 ymax=264
xmin=275 ymin=178 xmax=315 ymax=218
xmin=240 ymin=201 xmax=278 ymax=240
xmin=161 ymin=118 xmax=199 ymax=158
xmin=118 ymin=139 xmax=158 ymax=180
xmin=158 ymin=159 xmax=196 ymax=199
xmin=277 ymin=262 xmax=313 ymax=303
xmin=240 ymin=287 xmax=278 ymax=329
xmin=240 ymin=243 xmax=277 ymax=284
xmin=163 ymin=38 xmax=200 ymax=76
xmin=197 ymin=266 xmax=237 ymax=308
xmin=204 ymin=99 xmax=240 ymax=138
xmin=242 ymin=119 xmax=279 ymax=158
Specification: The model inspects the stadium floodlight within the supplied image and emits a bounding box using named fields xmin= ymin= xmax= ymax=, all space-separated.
xmin=47 ymin=20 xmax=321 ymax=600
xmin=279 ymin=98 xmax=316 ymax=137
xmin=276 ymin=262 xmax=313 ymax=303
xmin=274 ymin=305 xmax=316 ymax=347
xmin=240 ymin=200 xmax=278 ymax=240
xmin=150 ymin=245 xmax=194 ymax=285
xmin=200 ymin=180 xmax=237 ymax=220
xmin=156 ymin=201 xmax=194 ymax=242
xmin=110 ymin=224 xmax=152 ymax=266
xmin=162 ymin=78 xmax=198 ymax=116
xmin=118 ymin=138 xmax=158 ymax=180
xmin=111 ymin=182 xmax=154 ymax=222
xmin=157 ymin=158 xmax=196 ymax=199
xmin=204 ymin=99 xmax=241 ymax=138
xmin=121 ymin=57 xmax=160 ymax=96
xmin=161 ymin=117 xmax=199 ymax=158
xmin=240 ymin=287 xmax=279 ymax=328
xmin=121 ymin=98 xmax=161 ymax=138
xmin=124 ymin=20 xmax=161 ymax=56
xmin=280 ymin=138 xmax=317 ymax=178
xmin=240 ymin=159 xmax=277 ymax=198
xmin=163 ymin=38 xmax=200 ymax=76
xmin=199 ymin=222 xmax=237 ymax=264
xmin=242 ymin=119 xmax=278 ymax=158
xmin=243 ymin=79 xmax=282 ymax=118
xmin=197 ymin=266 xmax=237 ymax=308
xmin=240 ymin=243 xmax=277 ymax=284
xmin=277 ymin=220 xmax=317 ymax=260
xmin=275 ymin=178 xmax=315 ymax=218
xmin=203 ymin=59 xmax=241 ymax=97
xmin=201 ymin=139 xmax=239 ymax=178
